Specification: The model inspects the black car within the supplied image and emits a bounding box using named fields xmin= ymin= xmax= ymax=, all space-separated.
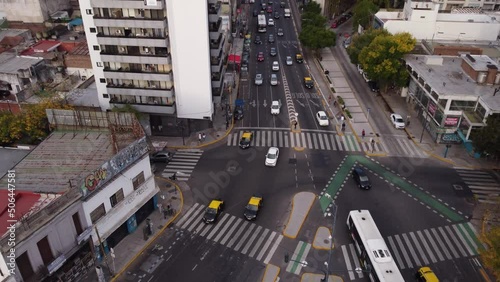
xmin=368 ymin=81 xmax=380 ymax=93
xmin=253 ymin=10 xmax=258 ymax=17
xmin=254 ymin=35 xmax=262 ymax=44
xmin=270 ymin=47 xmax=277 ymax=56
xmin=150 ymin=151 xmax=174 ymax=163
xmin=202 ymin=199 xmax=224 ymax=224
xmin=234 ymin=106 xmax=244 ymax=120
xmin=280 ymin=1 xmax=285 ymax=7
xmin=268 ymin=34 xmax=274 ymax=43
xmin=274 ymin=12 xmax=280 ymax=19
xmin=352 ymin=167 xmax=371 ymax=189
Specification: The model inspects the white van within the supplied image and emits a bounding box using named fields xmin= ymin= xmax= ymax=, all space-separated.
xmin=284 ymin=9 xmax=291 ymax=18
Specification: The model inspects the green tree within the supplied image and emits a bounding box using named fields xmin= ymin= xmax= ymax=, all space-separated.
xmin=358 ymin=32 xmax=416 ymax=88
xmin=347 ymin=28 xmax=389 ymax=65
xmin=299 ymin=25 xmax=336 ymax=53
xmin=479 ymin=226 xmax=500 ymax=279
xmin=302 ymin=12 xmax=327 ymax=28
xmin=0 ymin=112 xmax=23 ymax=145
xmin=22 ymin=98 xmax=73 ymax=143
xmin=471 ymin=113 xmax=500 ymax=159
xmin=352 ymin=0 xmax=379 ymax=31
xmin=302 ymin=1 xmax=322 ymax=14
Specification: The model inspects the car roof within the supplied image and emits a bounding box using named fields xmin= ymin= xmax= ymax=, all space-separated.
xmin=208 ymin=200 xmax=223 ymax=209
xmin=242 ymin=132 xmax=253 ymax=138
xmin=271 ymin=73 xmax=277 ymax=77
xmin=304 ymin=77 xmax=312 ymax=81
xmin=353 ymin=167 xmax=366 ymax=175
xmin=249 ymin=196 xmax=262 ymax=206
xmin=392 ymin=113 xmax=403 ymax=118
xmin=268 ymin=147 xmax=279 ymax=153
xmin=318 ymin=111 xmax=326 ymax=116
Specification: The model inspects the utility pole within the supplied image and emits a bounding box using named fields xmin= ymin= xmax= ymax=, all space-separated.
xmin=95 ymin=226 xmax=114 ymax=277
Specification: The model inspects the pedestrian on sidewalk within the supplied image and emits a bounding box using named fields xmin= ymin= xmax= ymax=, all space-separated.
xmin=293 ymin=120 xmax=297 ymax=129
xmin=406 ymin=115 xmax=411 ymax=126
xmin=370 ymin=138 xmax=375 ymax=153
xmin=198 ymin=133 xmax=202 ymax=143
xmin=341 ymin=122 xmax=346 ymax=132
xmin=362 ymin=129 xmax=365 ymax=139
xmin=202 ymin=133 xmax=206 ymax=141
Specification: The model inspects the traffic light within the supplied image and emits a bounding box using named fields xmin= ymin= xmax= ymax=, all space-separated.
xmin=284 ymin=253 xmax=289 ymax=263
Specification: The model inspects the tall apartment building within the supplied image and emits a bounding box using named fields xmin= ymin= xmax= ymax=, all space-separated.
xmin=79 ymin=0 xmax=226 ymax=136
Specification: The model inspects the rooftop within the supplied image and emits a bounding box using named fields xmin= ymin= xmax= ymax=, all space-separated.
xmin=68 ymin=41 xmax=89 ymax=56
xmin=405 ymin=54 xmax=500 ymax=111
xmin=21 ymin=39 xmax=61 ymax=56
xmin=0 ymin=52 xmax=43 ymax=74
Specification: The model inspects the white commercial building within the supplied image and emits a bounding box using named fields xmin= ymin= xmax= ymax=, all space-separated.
xmin=375 ymin=0 xmax=500 ymax=42
xmin=79 ymin=0 xmax=226 ymax=135
xmin=0 ymin=111 xmax=157 ymax=282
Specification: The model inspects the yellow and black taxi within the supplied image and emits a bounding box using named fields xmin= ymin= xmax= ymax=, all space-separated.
xmin=304 ymin=77 xmax=314 ymax=89
xmin=202 ymin=199 xmax=224 ymax=224
xmin=296 ymin=53 xmax=303 ymax=63
xmin=415 ymin=267 xmax=439 ymax=282
xmin=243 ymin=195 xmax=263 ymax=221
xmin=239 ymin=131 xmax=253 ymax=149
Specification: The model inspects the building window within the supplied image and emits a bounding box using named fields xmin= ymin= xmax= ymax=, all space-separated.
xmin=90 ymin=204 xmax=106 ymax=224
xmin=110 ymin=188 xmax=124 ymax=207
xmin=86 ymin=9 xmax=92 ymax=15
xmin=93 ymin=45 xmax=100 ymax=51
xmin=97 ymin=62 xmax=103 ymax=67
xmin=72 ymin=212 xmax=83 ymax=235
xmin=103 ymin=94 xmax=109 ymax=98
xmin=100 ymin=78 xmax=106 ymax=83
xmin=132 ymin=172 xmax=145 ymax=190
xmin=36 ymin=236 xmax=54 ymax=265
xmin=90 ymin=27 xmax=96 ymax=33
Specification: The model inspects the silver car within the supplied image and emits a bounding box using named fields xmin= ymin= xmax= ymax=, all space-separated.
xmin=255 ymin=73 xmax=263 ymax=85
xmin=270 ymin=74 xmax=278 ymax=86
xmin=286 ymin=56 xmax=293 ymax=66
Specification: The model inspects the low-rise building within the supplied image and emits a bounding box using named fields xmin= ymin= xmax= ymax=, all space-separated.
xmin=0 ymin=110 xmax=158 ymax=282
xmin=404 ymin=54 xmax=500 ymax=152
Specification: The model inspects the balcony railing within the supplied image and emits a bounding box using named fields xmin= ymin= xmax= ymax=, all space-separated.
xmin=93 ymin=15 xmax=166 ymax=21
xmin=103 ymin=67 xmax=171 ymax=74
xmin=208 ymin=3 xmax=221 ymax=14
xmin=210 ymin=34 xmax=223 ymax=49
xmin=209 ymin=19 xmax=222 ymax=32
xmin=97 ymin=32 xmax=166 ymax=40
xmin=100 ymin=49 xmax=169 ymax=57
xmin=107 ymin=83 xmax=172 ymax=91
xmin=110 ymin=98 xmax=176 ymax=107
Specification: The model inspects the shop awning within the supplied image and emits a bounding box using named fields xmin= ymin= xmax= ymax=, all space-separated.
xmin=228 ymin=54 xmax=241 ymax=64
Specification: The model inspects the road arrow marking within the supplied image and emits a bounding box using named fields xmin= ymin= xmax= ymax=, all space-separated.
xmin=263 ymin=100 xmax=267 ymax=107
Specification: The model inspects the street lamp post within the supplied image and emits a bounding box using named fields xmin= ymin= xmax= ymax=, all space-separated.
xmin=420 ymin=111 xmax=428 ymax=143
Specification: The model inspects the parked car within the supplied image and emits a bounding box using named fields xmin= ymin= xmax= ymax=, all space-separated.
xmin=255 ymin=73 xmax=263 ymax=85
xmin=390 ymin=113 xmax=405 ymax=129
xmin=150 ymin=151 xmax=174 ymax=163
xmin=234 ymin=106 xmax=244 ymax=120
xmin=265 ymin=147 xmax=279 ymax=167
xmin=271 ymin=61 xmax=279 ymax=71
xmin=368 ymin=81 xmax=379 ymax=92
xmin=352 ymin=167 xmax=371 ymax=189
xmin=316 ymin=111 xmax=329 ymax=126
xmin=270 ymin=47 xmax=277 ymax=56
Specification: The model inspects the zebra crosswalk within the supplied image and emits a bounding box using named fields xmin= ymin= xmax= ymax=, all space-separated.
xmin=162 ymin=149 xmax=203 ymax=181
xmin=456 ymin=168 xmax=500 ymax=204
xmin=341 ymin=222 xmax=480 ymax=280
xmin=175 ymin=203 xmax=284 ymax=264
xmin=379 ymin=135 xmax=428 ymax=158
xmin=227 ymin=129 xmax=384 ymax=153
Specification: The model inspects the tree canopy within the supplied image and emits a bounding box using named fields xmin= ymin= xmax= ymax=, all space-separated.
xmin=0 ymin=98 xmax=72 ymax=146
xmin=357 ymin=32 xmax=416 ymax=88
xmin=480 ymin=226 xmax=500 ymax=279
xmin=347 ymin=28 xmax=389 ymax=65
xmin=471 ymin=113 xmax=500 ymax=159
xmin=352 ymin=0 xmax=379 ymax=31
xmin=299 ymin=1 xmax=336 ymax=52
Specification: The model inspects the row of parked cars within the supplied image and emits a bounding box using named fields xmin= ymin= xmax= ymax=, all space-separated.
xmin=331 ymin=12 xmax=352 ymax=28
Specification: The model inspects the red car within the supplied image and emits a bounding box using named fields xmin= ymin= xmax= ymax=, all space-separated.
xmin=267 ymin=6 xmax=273 ymax=13
xmin=257 ymin=52 xmax=264 ymax=62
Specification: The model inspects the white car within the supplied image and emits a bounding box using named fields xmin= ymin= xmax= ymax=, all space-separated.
xmin=390 ymin=114 xmax=405 ymax=129
xmin=362 ymin=72 xmax=370 ymax=82
xmin=270 ymin=74 xmax=278 ymax=86
xmin=268 ymin=19 xmax=275 ymax=26
xmin=271 ymin=100 xmax=281 ymax=115
xmin=286 ymin=56 xmax=293 ymax=65
xmin=255 ymin=73 xmax=263 ymax=85
xmin=357 ymin=64 xmax=364 ymax=74
xmin=265 ymin=147 xmax=279 ymax=167
xmin=316 ymin=111 xmax=329 ymax=126
xmin=272 ymin=61 xmax=280 ymax=71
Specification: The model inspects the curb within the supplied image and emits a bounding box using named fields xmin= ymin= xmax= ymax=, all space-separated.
xmin=110 ymin=178 xmax=184 ymax=281
xmin=293 ymin=147 xmax=305 ymax=152
xmin=365 ymin=151 xmax=388 ymax=157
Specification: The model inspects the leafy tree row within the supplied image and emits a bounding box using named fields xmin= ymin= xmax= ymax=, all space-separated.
xmin=298 ymin=2 xmax=336 ymax=55
xmin=471 ymin=113 xmax=500 ymax=160
xmin=0 ymin=99 xmax=72 ymax=146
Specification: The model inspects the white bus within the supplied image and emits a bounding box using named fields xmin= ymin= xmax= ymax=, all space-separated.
xmin=257 ymin=14 xmax=266 ymax=33
xmin=346 ymin=210 xmax=405 ymax=282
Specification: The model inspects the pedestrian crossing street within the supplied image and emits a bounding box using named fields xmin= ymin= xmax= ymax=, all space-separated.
xmin=227 ymin=129 xmax=383 ymax=153
xmin=162 ymin=149 xmax=203 ymax=181
xmin=456 ymin=168 xmax=500 ymax=204
xmin=174 ymin=203 xmax=284 ymax=264
xmin=341 ymin=222 xmax=480 ymax=281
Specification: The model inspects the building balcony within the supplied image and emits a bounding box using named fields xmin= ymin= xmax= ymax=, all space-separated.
xmin=93 ymin=17 xmax=167 ymax=29
xmin=212 ymin=87 xmax=222 ymax=97
xmin=110 ymin=100 xmax=176 ymax=114
xmin=211 ymin=57 xmax=222 ymax=72
xmin=208 ymin=3 xmax=221 ymax=22
xmin=208 ymin=0 xmax=219 ymax=5
xmin=104 ymin=68 xmax=172 ymax=81
xmin=97 ymin=34 xmax=168 ymax=48
xmin=90 ymin=0 xmax=164 ymax=9
xmin=107 ymin=84 xmax=174 ymax=98
xmin=100 ymin=52 xmax=170 ymax=65
xmin=209 ymin=19 xmax=222 ymax=41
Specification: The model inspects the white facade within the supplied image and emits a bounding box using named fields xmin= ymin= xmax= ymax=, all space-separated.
xmin=82 ymin=156 xmax=158 ymax=245
xmin=375 ymin=0 xmax=500 ymax=41
xmin=166 ymin=0 xmax=214 ymax=120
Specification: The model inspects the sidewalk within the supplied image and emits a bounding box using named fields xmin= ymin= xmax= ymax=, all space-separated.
xmin=80 ymin=177 xmax=185 ymax=282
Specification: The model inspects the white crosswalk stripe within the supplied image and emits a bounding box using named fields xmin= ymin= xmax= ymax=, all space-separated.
xmin=173 ymin=204 xmax=283 ymax=263
xmin=456 ymin=168 xmax=500 ymax=204
xmin=162 ymin=149 xmax=203 ymax=181
xmin=227 ymin=129 xmax=383 ymax=152
xmin=379 ymin=136 xmax=427 ymax=158
xmin=341 ymin=223 xmax=480 ymax=279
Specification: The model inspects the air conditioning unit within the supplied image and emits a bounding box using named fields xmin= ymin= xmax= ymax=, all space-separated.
xmin=120 ymin=47 xmax=126 ymax=52
xmin=144 ymin=47 xmax=149 ymax=53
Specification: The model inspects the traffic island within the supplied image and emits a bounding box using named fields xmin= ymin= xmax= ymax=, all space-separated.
xmin=261 ymin=264 xmax=280 ymax=282
xmin=301 ymin=273 xmax=344 ymax=282
xmin=283 ymin=192 xmax=315 ymax=238
xmin=312 ymin=226 xmax=333 ymax=250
